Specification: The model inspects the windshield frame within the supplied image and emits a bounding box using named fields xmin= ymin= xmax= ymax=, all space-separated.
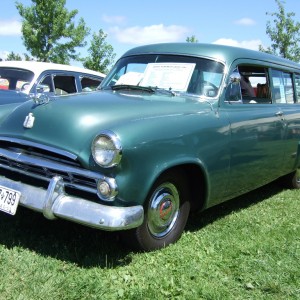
xmin=100 ymin=54 xmax=225 ymax=99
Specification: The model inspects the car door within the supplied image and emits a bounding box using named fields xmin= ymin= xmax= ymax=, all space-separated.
xmin=270 ymin=70 xmax=300 ymax=174
xmin=222 ymin=68 xmax=286 ymax=198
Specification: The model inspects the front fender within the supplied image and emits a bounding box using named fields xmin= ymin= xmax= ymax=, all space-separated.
xmin=113 ymin=110 xmax=230 ymax=207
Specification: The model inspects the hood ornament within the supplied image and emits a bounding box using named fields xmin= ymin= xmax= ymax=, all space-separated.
xmin=23 ymin=113 xmax=35 ymax=129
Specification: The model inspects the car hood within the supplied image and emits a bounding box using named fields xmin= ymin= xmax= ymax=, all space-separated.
xmin=0 ymin=90 xmax=213 ymax=164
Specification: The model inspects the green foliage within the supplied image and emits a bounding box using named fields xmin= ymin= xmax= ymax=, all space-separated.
xmin=5 ymin=51 xmax=22 ymax=61
xmin=186 ymin=35 xmax=198 ymax=43
xmin=0 ymin=182 xmax=299 ymax=299
xmin=5 ymin=52 xmax=33 ymax=61
xmin=260 ymin=0 xmax=300 ymax=62
xmin=15 ymin=0 xmax=90 ymax=64
xmin=82 ymin=29 xmax=116 ymax=74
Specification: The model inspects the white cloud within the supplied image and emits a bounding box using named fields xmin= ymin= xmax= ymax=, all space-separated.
xmin=102 ymin=14 xmax=126 ymax=25
xmin=0 ymin=51 xmax=10 ymax=60
xmin=234 ymin=18 xmax=256 ymax=26
xmin=110 ymin=24 xmax=189 ymax=45
xmin=0 ymin=20 xmax=22 ymax=36
xmin=213 ymin=38 xmax=262 ymax=51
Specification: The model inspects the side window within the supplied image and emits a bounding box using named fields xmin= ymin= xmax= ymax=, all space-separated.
xmin=0 ymin=68 xmax=34 ymax=91
xmin=238 ymin=65 xmax=271 ymax=104
xmin=81 ymin=76 xmax=102 ymax=91
xmin=270 ymin=70 xmax=294 ymax=104
xmin=53 ymin=75 xmax=77 ymax=95
xmin=294 ymin=74 xmax=300 ymax=102
xmin=39 ymin=75 xmax=54 ymax=93
xmin=0 ymin=78 xmax=9 ymax=90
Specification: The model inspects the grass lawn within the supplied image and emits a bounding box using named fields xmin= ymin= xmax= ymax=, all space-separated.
xmin=0 ymin=182 xmax=299 ymax=299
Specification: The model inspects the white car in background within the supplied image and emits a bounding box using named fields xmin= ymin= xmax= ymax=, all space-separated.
xmin=0 ymin=61 xmax=105 ymax=95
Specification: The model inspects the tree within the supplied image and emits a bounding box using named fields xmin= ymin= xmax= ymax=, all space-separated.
xmin=259 ymin=0 xmax=300 ymax=62
xmin=6 ymin=52 xmax=22 ymax=61
xmin=82 ymin=29 xmax=116 ymax=74
xmin=186 ymin=35 xmax=198 ymax=43
xmin=5 ymin=52 xmax=33 ymax=61
xmin=15 ymin=0 xmax=90 ymax=64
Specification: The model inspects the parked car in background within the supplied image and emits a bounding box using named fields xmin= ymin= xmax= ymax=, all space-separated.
xmin=0 ymin=89 xmax=30 ymax=105
xmin=0 ymin=43 xmax=300 ymax=251
xmin=0 ymin=61 xmax=105 ymax=96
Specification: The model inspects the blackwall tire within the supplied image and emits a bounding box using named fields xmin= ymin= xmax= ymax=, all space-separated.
xmin=121 ymin=171 xmax=190 ymax=251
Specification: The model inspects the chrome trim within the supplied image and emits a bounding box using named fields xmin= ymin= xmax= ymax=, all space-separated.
xmin=0 ymin=163 xmax=96 ymax=194
xmin=0 ymin=147 xmax=100 ymax=180
xmin=92 ymin=130 xmax=122 ymax=168
xmin=0 ymin=147 xmax=118 ymax=200
xmin=31 ymin=92 xmax=51 ymax=105
xmin=0 ymin=175 xmax=144 ymax=231
xmin=0 ymin=136 xmax=78 ymax=160
xmin=97 ymin=177 xmax=119 ymax=201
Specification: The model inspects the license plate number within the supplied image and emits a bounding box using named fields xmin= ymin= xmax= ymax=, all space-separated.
xmin=0 ymin=185 xmax=21 ymax=215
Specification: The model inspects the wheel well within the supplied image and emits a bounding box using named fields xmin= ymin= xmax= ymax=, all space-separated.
xmin=159 ymin=164 xmax=207 ymax=213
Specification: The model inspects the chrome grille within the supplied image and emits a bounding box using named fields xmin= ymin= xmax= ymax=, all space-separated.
xmin=0 ymin=139 xmax=103 ymax=196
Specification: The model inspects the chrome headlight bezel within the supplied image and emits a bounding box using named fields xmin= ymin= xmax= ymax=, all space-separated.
xmin=92 ymin=130 xmax=122 ymax=168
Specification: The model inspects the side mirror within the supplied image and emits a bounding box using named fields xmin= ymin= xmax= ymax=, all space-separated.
xmin=229 ymin=70 xmax=241 ymax=84
xmin=225 ymin=69 xmax=242 ymax=102
xmin=36 ymin=84 xmax=50 ymax=93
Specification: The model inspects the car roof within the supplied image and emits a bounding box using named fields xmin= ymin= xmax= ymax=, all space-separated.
xmin=0 ymin=61 xmax=105 ymax=78
xmin=121 ymin=43 xmax=300 ymax=70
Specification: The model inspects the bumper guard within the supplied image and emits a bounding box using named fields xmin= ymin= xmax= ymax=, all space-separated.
xmin=0 ymin=175 xmax=144 ymax=231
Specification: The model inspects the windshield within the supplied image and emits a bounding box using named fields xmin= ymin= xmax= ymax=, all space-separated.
xmin=0 ymin=67 xmax=34 ymax=92
xmin=100 ymin=54 xmax=225 ymax=98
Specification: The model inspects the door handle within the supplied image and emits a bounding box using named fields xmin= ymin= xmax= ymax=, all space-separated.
xmin=275 ymin=111 xmax=283 ymax=117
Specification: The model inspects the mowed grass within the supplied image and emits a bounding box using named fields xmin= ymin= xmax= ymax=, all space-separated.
xmin=0 ymin=182 xmax=299 ymax=300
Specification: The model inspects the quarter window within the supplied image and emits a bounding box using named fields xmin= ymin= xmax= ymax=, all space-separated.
xmin=81 ymin=76 xmax=102 ymax=91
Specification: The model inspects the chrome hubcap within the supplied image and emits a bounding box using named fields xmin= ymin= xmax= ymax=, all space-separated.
xmin=295 ymin=168 xmax=300 ymax=184
xmin=147 ymin=182 xmax=180 ymax=238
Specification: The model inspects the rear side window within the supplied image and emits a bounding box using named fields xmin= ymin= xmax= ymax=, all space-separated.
xmin=270 ymin=70 xmax=294 ymax=104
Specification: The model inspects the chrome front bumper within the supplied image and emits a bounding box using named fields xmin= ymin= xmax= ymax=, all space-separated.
xmin=0 ymin=175 xmax=144 ymax=231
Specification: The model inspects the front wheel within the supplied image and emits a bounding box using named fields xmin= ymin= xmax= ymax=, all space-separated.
xmin=121 ymin=171 xmax=190 ymax=251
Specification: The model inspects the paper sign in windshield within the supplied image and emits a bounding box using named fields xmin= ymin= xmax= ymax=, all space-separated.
xmin=140 ymin=63 xmax=196 ymax=91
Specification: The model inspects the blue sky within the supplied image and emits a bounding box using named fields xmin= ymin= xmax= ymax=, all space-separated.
xmin=0 ymin=0 xmax=299 ymax=65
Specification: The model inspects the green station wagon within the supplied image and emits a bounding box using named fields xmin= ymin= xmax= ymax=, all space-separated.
xmin=1 ymin=43 xmax=300 ymax=251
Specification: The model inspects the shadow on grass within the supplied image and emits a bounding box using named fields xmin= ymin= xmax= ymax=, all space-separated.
xmin=186 ymin=181 xmax=284 ymax=232
xmin=0 ymin=207 xmax=133 ymax=268
xmin=0 ymin=181 xmax=284 ymax=268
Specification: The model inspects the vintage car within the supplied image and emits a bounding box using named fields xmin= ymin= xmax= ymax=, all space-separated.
xmin=0 ymin=43 xmax=300 ymax=251
xmin=0 ymin=61 xmax=105 ymax=96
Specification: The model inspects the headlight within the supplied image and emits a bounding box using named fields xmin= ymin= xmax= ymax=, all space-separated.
xmin=92 ymin=130 xmax=122 ymax=168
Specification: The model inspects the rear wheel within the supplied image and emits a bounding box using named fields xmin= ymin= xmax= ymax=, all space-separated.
xmin=280 ymin=169 xmax=300 ymax=189
xmin=289 ymin=169 xmax=300 ymax=189
xmin=122 ymin=171 xmax=190 ymax=251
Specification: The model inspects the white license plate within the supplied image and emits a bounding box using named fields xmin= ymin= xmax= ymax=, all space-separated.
xmin=0 ymin=185 xmax=21 ymax=215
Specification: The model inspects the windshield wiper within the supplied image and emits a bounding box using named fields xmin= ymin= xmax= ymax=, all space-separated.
xmin=153 ymin=87 xmax=178 ymax=96
xmin=105 ymin=84 xmax=180 ymax=97
xmin=110 ymin=84 xmax=155 ymax=93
